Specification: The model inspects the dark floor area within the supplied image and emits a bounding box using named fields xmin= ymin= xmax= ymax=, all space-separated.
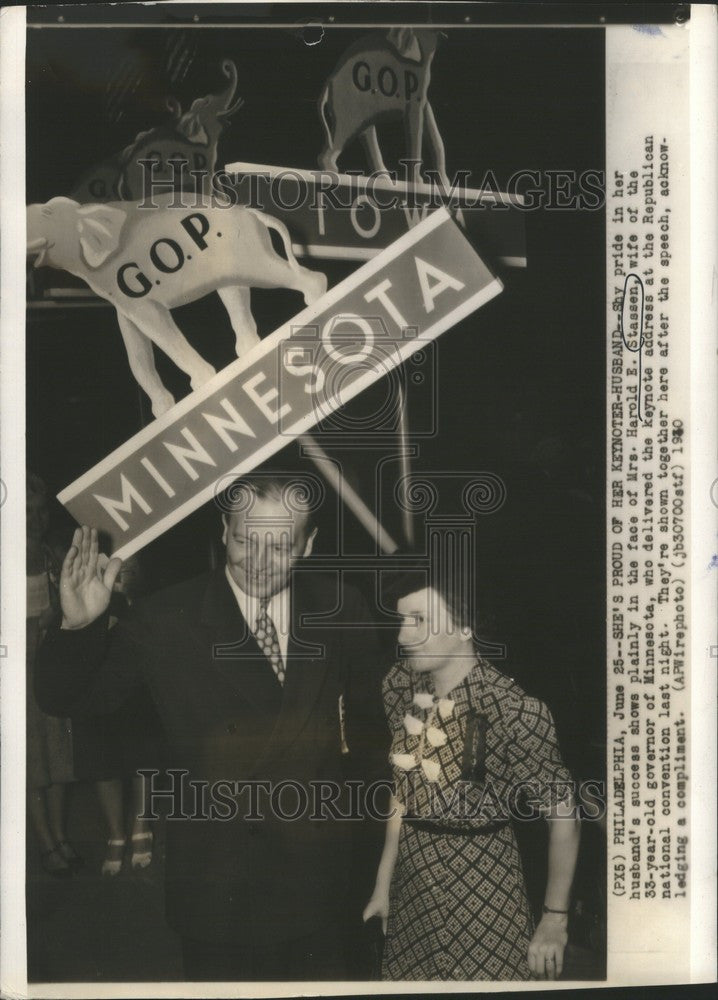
xmin=27 ymin=780 xmax=605 ymax=984
xmin=27 ymin=780 xmax=182 ymax=982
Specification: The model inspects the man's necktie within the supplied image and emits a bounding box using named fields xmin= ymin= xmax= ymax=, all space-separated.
xmin=254 ymin=600 xmax=285 ymax=684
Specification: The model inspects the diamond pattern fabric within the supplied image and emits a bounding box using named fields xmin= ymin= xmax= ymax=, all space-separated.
xmin=380 ymin=658 xmax=573 ymax=980
xmin=384 ymin=822 xmax=533 ymax=980
xmin=254 ymin=600 xmax=285 ymax=684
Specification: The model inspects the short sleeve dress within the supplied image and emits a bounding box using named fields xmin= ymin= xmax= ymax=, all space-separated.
xmin=381 ymin=658 xmax=573 ymax=981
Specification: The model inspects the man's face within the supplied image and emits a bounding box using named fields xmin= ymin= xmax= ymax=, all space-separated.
xmin=223 ymin=494 xmax=314 ymax=600
xmin=397 ymin=587 xmax=468 ymax=672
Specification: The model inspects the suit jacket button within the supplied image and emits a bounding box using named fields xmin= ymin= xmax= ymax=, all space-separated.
xmin=226 ymin=723 xmax=237 ymax=734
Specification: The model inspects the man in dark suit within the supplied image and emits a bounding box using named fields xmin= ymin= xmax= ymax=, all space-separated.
xmin=36 ymin=473 xmax=389 ymax=981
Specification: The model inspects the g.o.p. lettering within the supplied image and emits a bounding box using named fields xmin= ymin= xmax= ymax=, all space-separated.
xmin=351 ymin=60 xmax=420 ymax=102
xmin=116 ymin=211 xmax=212 ymax=298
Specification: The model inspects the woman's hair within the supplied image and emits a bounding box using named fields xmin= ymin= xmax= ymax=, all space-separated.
xmin=392 ymin=566 xmax=475 ymax=636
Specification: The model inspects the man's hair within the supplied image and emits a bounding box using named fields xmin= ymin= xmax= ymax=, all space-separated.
xmin=216 ymin=471 xmax=320 ymax=534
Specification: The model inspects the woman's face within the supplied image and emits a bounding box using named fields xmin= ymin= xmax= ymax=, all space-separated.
xmin=26 ymin=489 xmax=49 ymax=546
xmin=397 ymin=587 xmax=469 ymax=672
xmin=114 ymin=555 xmax=141 ymax=597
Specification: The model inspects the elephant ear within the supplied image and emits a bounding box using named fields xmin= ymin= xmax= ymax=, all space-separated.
xmin=76 ymin=204 xmax=127 ymax=268
xmin=387 ymin=27 xmax=421 ymax=61
xmin=177 ymin=109 xmax=209 ymax=146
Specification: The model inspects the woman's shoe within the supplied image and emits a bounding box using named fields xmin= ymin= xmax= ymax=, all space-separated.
xmin=130 ymin=831 xmax=153 ymax=870
xmin=101 ymin=839 xmax=126 ymax=877
xmin=41 ymin=846 xmax=72 ymax=878
xmin=56 ymin=840 xmax=84 ymax=870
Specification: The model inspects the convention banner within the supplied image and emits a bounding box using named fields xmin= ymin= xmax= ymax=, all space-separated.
xmin=57 ymin=208 xmax=501 ymax=558
xmin=221 ymin=161 xmax=528 ymax=266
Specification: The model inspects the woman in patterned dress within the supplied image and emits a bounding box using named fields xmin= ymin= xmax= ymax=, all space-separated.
xmin=364 ymin=583 xmax=581 ymax=981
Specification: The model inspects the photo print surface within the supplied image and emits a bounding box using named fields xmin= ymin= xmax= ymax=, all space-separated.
xmin=1 ymin=2 xmax=713 ymax=994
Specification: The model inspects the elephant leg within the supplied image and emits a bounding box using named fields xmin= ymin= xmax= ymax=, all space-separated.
xmin=127 ymin=301 xmax=216 ymax=391
xmin=317 ymin=117 xmax=353 ymax=173
xmin=262 ymin=258 xmax=327 ymax=308
xmin=294 ymin=262 xmax=327 ymax=306
xmin=424 ymin=102 xmax=464 ymax=225
xmin=318 ymin=144 xmax=340 ymax=172
xmin=318 ymin=90 xmax=339 ymax=172
xmin=116 ymin=313 xmax=175 ymax=418
xmin=404 ymin=104 xmax=425 ymax=187
xmin=360 ymin=126 xmax=389 ymax=175
xmin=424 ymin=102 xmax=448 ymax=189
xmin=218 ymin=286 xmax=260 ymax=357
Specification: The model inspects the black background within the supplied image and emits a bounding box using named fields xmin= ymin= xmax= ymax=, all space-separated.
xmin=26 ymin=17 xmax=605 ymax=805
xmin=24 ymin=5 xmax=609 ymax=979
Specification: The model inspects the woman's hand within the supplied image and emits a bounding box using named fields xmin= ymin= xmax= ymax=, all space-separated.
xmin=60 ymin=526 xmax=122 ymax=630
xmin=363 ymin=888 xmax=390 ymax=935
xmin=528 ymin=912 xmax=568 ymax=980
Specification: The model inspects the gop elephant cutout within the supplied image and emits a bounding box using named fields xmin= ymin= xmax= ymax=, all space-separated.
xmin=318 ymin=28 xmax=451 ymax=191
xmin=71 ymin=60 xmax=243 ymax=204
xmin=27 ymin=196 xmax=327 ymax=418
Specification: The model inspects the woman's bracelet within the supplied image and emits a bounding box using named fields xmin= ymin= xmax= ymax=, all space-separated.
xmin=542 ymin=905 xmax=569 ymax=915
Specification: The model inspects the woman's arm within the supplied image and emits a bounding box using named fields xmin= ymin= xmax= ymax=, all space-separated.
xmin=527 ymin=794 xmax=581 ymax=980
xmin=362 ymin=794 xmax=404 ymax=933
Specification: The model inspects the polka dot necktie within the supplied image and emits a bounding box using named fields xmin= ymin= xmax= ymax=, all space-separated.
xmin=254 ymin=600 xmax=285 ymax=684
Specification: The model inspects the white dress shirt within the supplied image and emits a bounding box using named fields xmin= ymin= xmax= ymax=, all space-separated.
xmin=224 ymin=565 xmax=290 ymax=664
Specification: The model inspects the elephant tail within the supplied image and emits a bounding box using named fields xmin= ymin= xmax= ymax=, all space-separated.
xmin=247 ymin=209 xmax=304 ymax=277
xmin=318 ymin=84 xmax=334 ymax=152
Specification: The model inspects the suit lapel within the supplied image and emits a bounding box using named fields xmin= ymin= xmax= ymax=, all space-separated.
xmin=199 ymin=567 xmax=283 ymax=716
xmin=258 ymin=571 xmax=334 ymax=768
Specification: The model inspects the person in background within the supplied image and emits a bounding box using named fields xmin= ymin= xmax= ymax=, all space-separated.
xmin=26 ymin=474 xmax=81 ymax=877
xmin=46 ymin=534 xmax=164 ymax=876
xmin=364 ymin=575 xmax=580 ymax=981
xmin=94 ymin=554 xmax=161 ymax=875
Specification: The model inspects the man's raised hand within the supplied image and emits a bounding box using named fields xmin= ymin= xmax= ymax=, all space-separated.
xmin=60 ymin=526 xmax=123 ymax=630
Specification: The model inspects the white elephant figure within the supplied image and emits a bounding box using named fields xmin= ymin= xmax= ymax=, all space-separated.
xmin=318 ymin=28 xmax=449 ymax=190
xmin=27 ymin=196 xmax=327 ymax=418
